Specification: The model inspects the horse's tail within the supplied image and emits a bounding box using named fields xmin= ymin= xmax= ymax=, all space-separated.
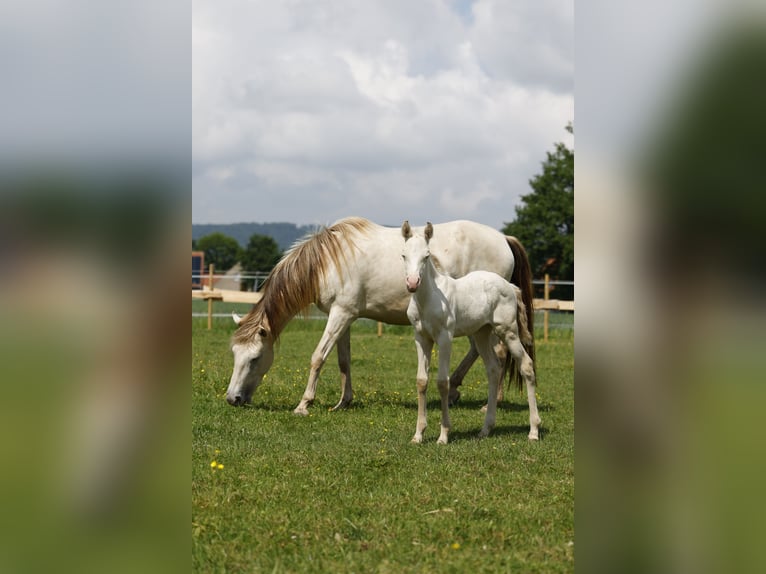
xmin=507 ymin=236 xmax=536 ymax=367
xmin=507 ymin=284 xmax=534 ymax=392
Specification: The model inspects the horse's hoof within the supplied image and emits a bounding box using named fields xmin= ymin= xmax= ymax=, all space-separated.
xmin=480 ymin=404 xmax=488 ymax=413
xmin=528 ymin=432 xmax=539 ymax=441
xmin=330 ymin=399 xmax=352 ymax=412
xmin=448 ymin=391 xmax=460 ymax=406
xmin=293 ymin=407 xmax=310 ymax=416
xmin=477 ymin=430 xmax=489 ymax=439
xmin=411 ymin=436 xmax=423 ymax=444
xmin=437 ymin=438 xmax=448 ymax=445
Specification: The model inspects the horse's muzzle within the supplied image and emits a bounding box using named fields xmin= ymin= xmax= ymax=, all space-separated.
xmin=226 ymin=394 xmax=244 ymax=406
xmin=405 ymin=276 xmax=420 ymax=292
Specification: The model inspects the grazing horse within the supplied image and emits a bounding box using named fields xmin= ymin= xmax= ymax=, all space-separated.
xmin=401 ymin=221 xmax=541 ymax=443
xmin=226 ymin=216 xmax=534 ymax=415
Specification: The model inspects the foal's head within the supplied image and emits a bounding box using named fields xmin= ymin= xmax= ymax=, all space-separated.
xmin=401 ymin=221 xmax=433 ymax=293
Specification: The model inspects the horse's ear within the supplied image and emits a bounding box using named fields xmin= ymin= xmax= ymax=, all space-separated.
xmin=424 ymin=222 xmax=433 ymax=242
xmin=401 ymin=220 xmax=412 ymax=239
xmin=232 ymin=312 xmax=243 ymax=326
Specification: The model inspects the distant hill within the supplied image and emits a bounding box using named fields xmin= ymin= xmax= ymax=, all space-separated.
xmin=192 ymin=222 xmax=317 ymax=251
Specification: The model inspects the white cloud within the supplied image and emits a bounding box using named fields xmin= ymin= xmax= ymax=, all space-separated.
xmin=192 ymin=0 xmax=573 ymax=228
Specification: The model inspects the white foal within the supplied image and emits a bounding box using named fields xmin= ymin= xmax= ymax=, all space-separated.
xmin=401 ymin=221 xmax=541 ymax=444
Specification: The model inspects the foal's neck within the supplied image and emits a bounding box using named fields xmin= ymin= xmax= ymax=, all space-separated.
xmin=415 ymin=255 xmax=447 ymax=303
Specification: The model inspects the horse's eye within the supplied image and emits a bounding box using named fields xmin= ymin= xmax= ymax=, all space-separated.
xmin=258 ymin=328 xmax=267 ymax=337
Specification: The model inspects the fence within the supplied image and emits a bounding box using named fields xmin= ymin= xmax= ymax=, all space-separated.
xmin=193 ymin=265 xmax=573 ymax=341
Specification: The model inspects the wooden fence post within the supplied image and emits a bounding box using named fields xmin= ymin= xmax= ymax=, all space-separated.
xmin=207 ymin=264 xmax=215 ymax=330
xmin=377 ymin=322 xmax=383 ymax=337
xmin=543 ymin=274 xmax=551 ymax=343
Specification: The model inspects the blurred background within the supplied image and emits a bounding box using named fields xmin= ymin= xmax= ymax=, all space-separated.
xmin=577 ymin=0 xmax=766 ymax=572
xmin=0 ymin=1 xmax=188 ymax=573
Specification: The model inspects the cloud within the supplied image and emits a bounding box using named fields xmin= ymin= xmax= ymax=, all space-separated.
xmin=193 ymin=0 xmax=573 ymax=228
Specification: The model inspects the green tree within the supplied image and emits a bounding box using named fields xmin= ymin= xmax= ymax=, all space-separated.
xmin=240 ymin=234 xmax=282 ymax=290
xmin=503 ymin=123 xmax=574 ymax=283
xmin=196 ymin=232 xmax=241 ymax=272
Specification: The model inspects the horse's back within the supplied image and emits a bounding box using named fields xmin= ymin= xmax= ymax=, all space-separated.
xmin=431 ymin=221 xmax=513 ymax=280
xmin=451 ymin=271 xmax=518 ymax=337
xmin=318 ymin=219 xmax=514 ymax=325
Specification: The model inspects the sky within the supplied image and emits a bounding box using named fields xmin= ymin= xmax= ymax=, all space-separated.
xmin=192 ymin=0 xmax=573 ymax=229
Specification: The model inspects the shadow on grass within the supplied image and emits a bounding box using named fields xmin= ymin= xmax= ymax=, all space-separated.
xmin=402 ymin=424 xmax=549 ymax=444
xmin=400 ymin=398 xmax=555 ymax=414
xmin=446 ymin=424 xmax=550 ymax=443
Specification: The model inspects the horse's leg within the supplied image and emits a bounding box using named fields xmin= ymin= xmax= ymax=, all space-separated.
xmin=294 ymin=307 xmax=355 ymax=416
xmin=436 ymin=333 xmax=453 ymax=445
xmin=503 ymin=331 xmax=541 ymax=440
xmin=412 ymin=333 xmax=433 ymax=444
xmin=474 ymin=327 xmax=503 ymax=438
xmin=493 ymin=337 xmax=508 ymax=403
xmin=448 ymin=337 xmax=478 ymax=405
xmin=331 ymin=326 xmax=353 ymax=411
xmin=480 ymin=335 xmax=508 ymax=413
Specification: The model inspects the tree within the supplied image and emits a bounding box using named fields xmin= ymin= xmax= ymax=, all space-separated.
xmin=503 ymin=123 xmax=574 ymax=284
xmin=196 ymin=232 xmax=241 ymax=272
xmin=239 ymin=233 xmax=282 ymax=290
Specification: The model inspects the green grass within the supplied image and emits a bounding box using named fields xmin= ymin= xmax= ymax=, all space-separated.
xmin=192 ymin=316 xmax=574 ymax=573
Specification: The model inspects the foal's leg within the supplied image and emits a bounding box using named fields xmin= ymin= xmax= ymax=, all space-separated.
xmin=294 ymin=307 xmax=356 ymax=416
xmin=503 ymin=331 xmax=541 ymax=440
xmin=473 ymin=327 xmax=503 ymax=438
xmin=412 ymin=333 xmax=433 ymax=444
xmin=435 ymin=333 xmax=453 ymax=445
xmin=331 ymin=326 xmax=353 ymax=411
xmin=448 ymin=337 xmax=478 ymax=404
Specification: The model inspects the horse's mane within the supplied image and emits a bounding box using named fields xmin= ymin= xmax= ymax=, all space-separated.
xmin=233 ymin=217 xmax=374 ymax=343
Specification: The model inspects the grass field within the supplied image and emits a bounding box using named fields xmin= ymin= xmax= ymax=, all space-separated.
xmin=192 ymin=313 xmax=574 ymax=573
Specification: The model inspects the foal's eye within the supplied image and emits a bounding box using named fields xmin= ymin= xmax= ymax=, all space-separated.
xmin=258 ymin=328 xmax=267 ymax=337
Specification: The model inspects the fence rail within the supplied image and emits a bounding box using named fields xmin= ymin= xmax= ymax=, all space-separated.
xmin=193 ymin=265 xmax=572 ymax=342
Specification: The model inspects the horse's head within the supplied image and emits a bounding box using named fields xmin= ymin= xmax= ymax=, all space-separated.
xmin=401 ymin=221 xmax=433 ymax=293
xmin=226 ymin=313 xmax=275 ymax=406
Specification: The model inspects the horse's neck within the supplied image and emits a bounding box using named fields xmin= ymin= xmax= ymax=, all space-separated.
xmin=415 ymin=258 xmax=450 ymax=305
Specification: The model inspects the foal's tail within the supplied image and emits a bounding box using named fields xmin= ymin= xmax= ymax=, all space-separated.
xmin=507 ymin=235 xmax=536 ymax=366
xmin=504 ymin=285 xmax=535 ymax=391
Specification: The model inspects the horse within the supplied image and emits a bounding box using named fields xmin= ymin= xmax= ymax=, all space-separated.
xmin=401 ymin=221 xmax=541 ymax=443
xmin=225 ymin=216 xmax=535 ymax=416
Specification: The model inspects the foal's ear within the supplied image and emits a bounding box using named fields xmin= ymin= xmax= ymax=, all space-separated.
xmin=424 ymin=222 xmax=433 ymax=242
xmin=401 ymin=220 xmax=412 ymax=239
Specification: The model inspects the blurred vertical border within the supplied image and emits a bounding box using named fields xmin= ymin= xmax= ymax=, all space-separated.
xmin=0 ymin=2 xmax=189 ymax=573
xmin=577 ymin=1 xmax=766 ymax=572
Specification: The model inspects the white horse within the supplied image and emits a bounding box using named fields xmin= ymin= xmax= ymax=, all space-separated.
xmin=402 ymin=221 xmax=541 ymax=443
xmin=225 ymin=216 xmax=535 ymax=415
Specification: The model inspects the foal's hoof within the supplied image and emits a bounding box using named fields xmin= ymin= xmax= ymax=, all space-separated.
xmin=448 ymin=390 xmax=460 ymax=406
xmin=528 ymin=431 xmax=539 ymax=441
xmin=293 ymin=406 xmax=310 ymax=416
xmin=480 ymin=404 xmax=488 ymax=413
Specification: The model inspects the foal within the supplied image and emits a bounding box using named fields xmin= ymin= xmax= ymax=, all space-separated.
xmin=401 ymin=221 xmax=541 ymax=444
